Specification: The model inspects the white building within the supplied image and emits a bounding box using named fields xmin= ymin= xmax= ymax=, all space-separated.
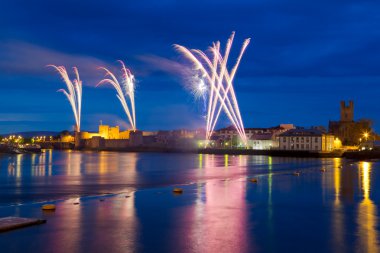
xmin=249 ymin=133 xmax=279 ymax=150
xmin=216 ymin=124 xmax=295 ymax=144
xmin=278 ymin=129 xmax=335 ymax=152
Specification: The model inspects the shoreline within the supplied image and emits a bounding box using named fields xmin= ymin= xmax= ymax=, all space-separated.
xmin=65 ymin=146 xmax=345 ymax=158
xmin=70 ymin=147 xmax=380 ymax=160
xmin=3 ymin=144 xmax=380 ymax=160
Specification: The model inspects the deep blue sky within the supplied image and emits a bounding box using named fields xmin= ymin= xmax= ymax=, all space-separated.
xmin=0 ymin=0 xmax=379 ymax=133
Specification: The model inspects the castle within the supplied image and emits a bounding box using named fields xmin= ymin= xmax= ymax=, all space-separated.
xmin=72 ymin=124 xmax=143 ymax=149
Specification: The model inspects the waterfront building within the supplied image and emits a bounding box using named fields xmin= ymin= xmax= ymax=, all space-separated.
xmin=278 ymin=128 xmax=335 ymax=152
xmin=215 ymin=124 xmax=295 ymax=149
xmin=248 ymin=133 xmax=278 ymax=150
xmin=60 ymin=131 xmax=74 ymax=143
xmin=359 ymin=140 xmax=380 ymax=151
xmin=80 ymin=124 xmax=131 ymax=140
xmin=155 ymin=129 xmax=204 ymax=148
xmin=73 ymin=124 xmax=135 ymax=149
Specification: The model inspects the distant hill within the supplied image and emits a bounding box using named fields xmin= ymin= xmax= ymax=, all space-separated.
xmin=0 ymin=131 xmax=62 ymax=138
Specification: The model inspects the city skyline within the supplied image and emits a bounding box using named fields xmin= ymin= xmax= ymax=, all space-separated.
xmin=0 ymin=1 xmax=379 ymax=133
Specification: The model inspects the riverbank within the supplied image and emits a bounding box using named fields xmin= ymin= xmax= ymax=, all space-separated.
xmin=0 ymin=144 xmax=42 ymax=154
xmin=75 ymin=146 xmax=380 ymax=160
xmin=343 ymin=150 xmax=380 ymax=160
xmin=74 ymin=146 xmax=345 ymax=158
xmin=6 ymin=143 xmax=380 ymax=160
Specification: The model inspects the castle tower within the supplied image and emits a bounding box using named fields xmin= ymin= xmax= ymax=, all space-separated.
xmin=340 ymin=100 xmax=354 ymax=122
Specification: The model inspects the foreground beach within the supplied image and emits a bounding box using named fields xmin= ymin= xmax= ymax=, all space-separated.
xmin=0 ymin=151 xmax=379 ymax=252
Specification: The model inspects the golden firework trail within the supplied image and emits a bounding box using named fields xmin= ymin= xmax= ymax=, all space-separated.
xmin=175 ymin=32 xmax=250 ymax=145
xmin=48 ymin=65 xmax=82 ymax=132
xmin=97 ymin=60 xmax=136 ymax=131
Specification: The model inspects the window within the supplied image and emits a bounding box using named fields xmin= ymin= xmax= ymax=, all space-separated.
xmin=296 ymin=144 xmax=299 ymax=149
xmin=315 ymin=146 xmax=318 ymax=150
xmin=315 ymin=137 xmax=318 ymax=142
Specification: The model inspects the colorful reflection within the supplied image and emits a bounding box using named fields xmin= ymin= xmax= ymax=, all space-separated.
xmin=40 ymin=152 xmax=139 ymax=252
xmin=189 ymin=154 xmax=250 ymax=252
xmin=30 ymin=149 xmax=53 ymax=176
xmin=2 ymin=152 xmax=380 ymax=252
xmin=66 ymin=150 xmax=82 ymax=176
xmin=41 ymin=193 xmax=138 ymax=253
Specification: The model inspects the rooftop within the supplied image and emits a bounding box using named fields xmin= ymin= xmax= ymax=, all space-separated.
xmin=279 ymin=128 xmax=326 ymax=137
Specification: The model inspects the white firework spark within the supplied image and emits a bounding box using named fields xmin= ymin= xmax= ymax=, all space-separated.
xmin=175 ymin=32 xmax=250 ymax=145
xmin=48 ymin=65 xmax=82 ymax=132
xmin=97 ymin=60 xmax=136 ymax=131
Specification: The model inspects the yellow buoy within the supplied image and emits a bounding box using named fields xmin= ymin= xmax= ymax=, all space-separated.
xmin=173 ymin=188 xmax=183 ymax=194
xmin=42 ymin=204 xmax=56 ymax=211
xmin=250 ymin=178 xmax=258 ymax=183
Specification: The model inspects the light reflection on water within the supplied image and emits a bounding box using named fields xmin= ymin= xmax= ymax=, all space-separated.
xmin=356 ymin=162 xmax=379 ymax=253
xmin=331 ymin=158 xmax=345 ymax=252
xmin=0 ymin=151 xmax=380 ymax=252
xmin=189 ymin=155 xmax=249 ymax=252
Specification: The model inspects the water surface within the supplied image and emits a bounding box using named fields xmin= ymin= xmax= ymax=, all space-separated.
xmin=0 ymin=150 xmax=379 ymax=253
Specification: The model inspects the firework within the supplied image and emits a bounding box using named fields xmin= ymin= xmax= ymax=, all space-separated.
xmin=97 ymin=60 xmax=136 ymax=131
xmin=175 ymin=32 xmax=250 ymax=145
xmin=48 ymin=65 xmax=82 ymax=132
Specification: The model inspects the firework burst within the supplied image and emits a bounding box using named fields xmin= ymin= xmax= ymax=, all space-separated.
xmin=175 ymin=32 xmax=250 ymax=146
xmin=48 ymin=65 xmax=82 ymax=132
xmin=97 ymin=60 xmax=136 ymax=131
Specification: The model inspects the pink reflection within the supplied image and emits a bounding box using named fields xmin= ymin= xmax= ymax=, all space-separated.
xmin=41 ymin=151 xmax=139 ymax=253
xmin=188 ymin=155 xmax=251 ymax=252
xmin=41 ymin=194 xmax=139 ymax=253
xmin=198 ymin=154 xmax=249 ymax=181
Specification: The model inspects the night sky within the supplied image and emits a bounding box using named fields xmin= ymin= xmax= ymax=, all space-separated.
xmin=0 ymin=0 xmax=379 ymax=133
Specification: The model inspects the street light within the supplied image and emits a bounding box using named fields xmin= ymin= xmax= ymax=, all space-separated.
xmin=363 ymin=132 xmax=369 ymax=141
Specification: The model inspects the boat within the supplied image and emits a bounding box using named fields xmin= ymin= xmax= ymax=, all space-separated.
xmin=19 ymin=144 xmax=42 ymax=153
xmin=0 ymin=143 xmax=41 ymax=154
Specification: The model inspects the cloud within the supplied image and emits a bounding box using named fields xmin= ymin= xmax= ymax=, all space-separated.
xmin=0 ymin=41 xmax=108 ymax=86
xmin=0 ymin=113 xmax=53 ymax=122
xmin=138 ymin=54 xmax=193 ymax=76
